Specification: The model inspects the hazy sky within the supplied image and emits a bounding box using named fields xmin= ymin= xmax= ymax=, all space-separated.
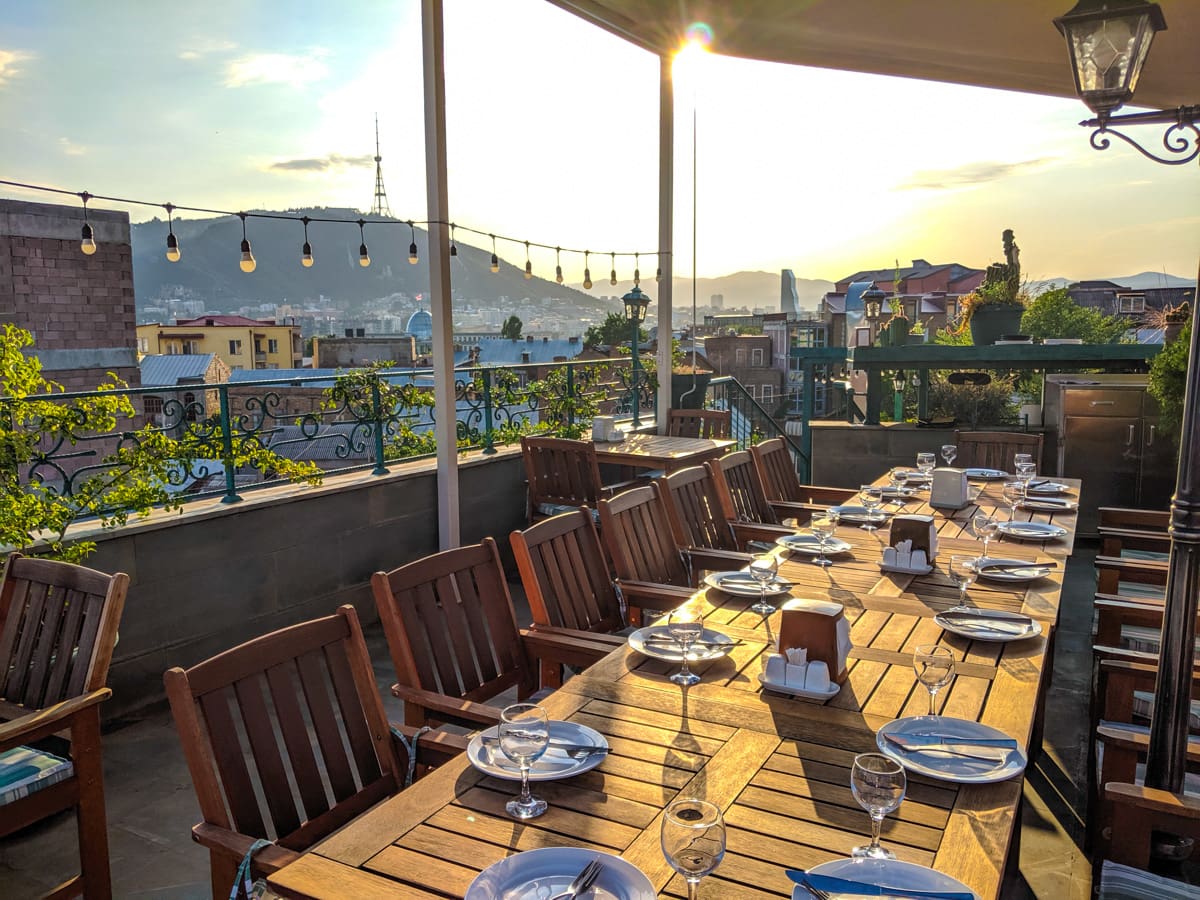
xmin=1 ymin=0 xmax=1196 ymax=283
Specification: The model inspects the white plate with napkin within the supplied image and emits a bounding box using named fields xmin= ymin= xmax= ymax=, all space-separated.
xmin=996 ymin=521 xmax=1068 ymax=540
xmin=934 ymin=606 xmax=1042 ymax=642
xmin=468 ymin=721 xmax=608 ymax=781
xmin=790 ymin=858 xmax=979 ymax=899
xmin=877 ymin=716 xmax=1026 ymax=784
xmin=775 ymin=534 xmax=853 ymax=556
xmin=628 ymin=625 xmax=735 ymax=662
xmin=465 ymin=848 xmax=654 ymax=899
xmin=703 ymin=570 xmax=791 ymax=597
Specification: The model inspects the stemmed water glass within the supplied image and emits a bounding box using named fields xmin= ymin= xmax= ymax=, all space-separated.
xmin=1016 ymin=461 xmax=1037 ymax=492
xmin=858 ymin=485 xmax=883 ymax=532
xmin=748 ymin=554 xmax=780 ymax=617
xmin=850 ymin=754 xmax=906 ymax=859
xmin=1014 ymin=452 xmax=1033 ymax=471
xmin=913 ymin=644 xmax=956 ymax=717
xmin=941 ymin=444 xmax=958 ymax=467
xmin=949 ymin=554 xmax=977 ymax=607
xmin=887 ymin=468 xmax=908 ymax=506
xmin=972 ymin=511 xmax=998 ymax=560
xmin=1002 ymin=480 xmax=1026 ymax=520
xmin=667 ymin=605 xmax=704 ymax=687
xmin=810 ymin=510 xmax=840 ymax=567
xmin=916 ymin=452 xmax=936 ymax=477
xmin=498 ymin=703 xmax=549 ymax=820
xmin=662 ymin=798 xmax=726 ymax=900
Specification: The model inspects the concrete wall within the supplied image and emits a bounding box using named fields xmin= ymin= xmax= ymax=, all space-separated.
xmin=80 ymin=450 xmax=528 ymax=718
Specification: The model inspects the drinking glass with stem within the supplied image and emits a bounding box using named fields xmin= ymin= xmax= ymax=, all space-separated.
xmin=661 ymin=798 xmax=726 ymax=900
xmin=1014 ymin=452 xmax=1033 ymax=471
xmin=948 ymin=554 xmax=977 ymax=608
xmin=941 ymin=444 xmax=958 ymax=466
xmin=667 ymin=605 xmax=704 ymax=687
xmin=916 ymin=452 xmax=936 ymax=477
xmin=850 ymin=754 xmax=906 ymax=859
xmin=498 ymin=703 xmax=549 ymax=819
xmin=1016 ymin=461 xmax=1037 ymax=492
xmin=748 ymin=553 xmax=780 ymax=616
xmin=913 ymin=643 xmax=956 ymax=717
xmin=1002 ymin=480 xmax=1026 ymax=520
xmin=810 ymin=510 xmax=840 ymax=567
xmin=972 ymin=511 xmax=998 ymax=560
xmin=887 ymin=468 xmax=908 ymax=506
xmin=858 ymin=485 xmax=884 ymax=532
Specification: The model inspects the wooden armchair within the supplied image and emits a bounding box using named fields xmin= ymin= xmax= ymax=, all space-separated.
xmin=0 ymin=553 xmax=129 ymax=900
xmin=372 ymin=539 xmax=612 ymax=725
xmin=713 ymin=450 xmax=819 ymax=527
xmin=520 ymin=435 xmax=634 ymax=524
xmin=750 ymin=438 xmax=856 ymax=506
xmin=1099 ymin=507 xmax=1171 ymax=561
xmin=659 ymin=465 xmax=793 ymax=555
xmin=953 ymin=430 xmax=1044 ymax=471
xmin=667 ymin=408 xmax=732 ymax=439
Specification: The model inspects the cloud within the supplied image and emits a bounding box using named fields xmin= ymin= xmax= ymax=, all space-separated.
xmin=178 ymin=40 xmax=237 ymax=61
xmin=0 ymin=48 xmax=34 ymax=86
xmin=269 ymin=153 xmax=374 ymax=172
xmin=58 ymin=137 xmax=86 ymax=156
xmin=899 ymin=158 xmax=1052 ymax=191
xmin=224 ymin=49 xmax=329 ymax=88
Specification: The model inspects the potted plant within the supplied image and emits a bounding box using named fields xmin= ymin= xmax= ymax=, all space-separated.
xmin=670 ymin=341 xmax=713 ymax=409
xmin=907 ymin=318 xmax=928 ymax=345
xmin=959 ymin=229 xmax=1028 ymax=346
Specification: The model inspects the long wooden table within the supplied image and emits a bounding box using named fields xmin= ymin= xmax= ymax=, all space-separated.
xmin=593 ymin=433 xmax=736 ymax=474
xmin=269 ymin=476 xmax=1079 ymax=900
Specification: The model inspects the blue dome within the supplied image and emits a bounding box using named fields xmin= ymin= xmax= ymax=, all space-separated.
xmin=406 ymin=308 xmax=433 ymax=341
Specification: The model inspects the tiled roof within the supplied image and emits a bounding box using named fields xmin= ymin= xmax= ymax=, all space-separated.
xmin=139 ymin=354 xmax=216 ymax=386
xmin=174 ymin=315 xmax=278 ymax=327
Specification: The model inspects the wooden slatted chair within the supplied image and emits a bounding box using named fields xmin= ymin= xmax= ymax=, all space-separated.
xmin=371 ymin=539 xmax=612 ymax=726
xmin=1099 ymin=507 xmax=1171 ymax=561
xmin=953 ymin=430 xmax=1044 ymax=471
xmin=667 ymin=408 xmax=732 ymax=439
xmin=659 ymin=465 xmax=793 ymax=555
xmin=0 ymin=553 xmax=129 ymax=900
xmin=750 ymin=437 xmax=857 ymax=506
xmin=165 ymin=605 xmax=461 ymax=899
xmin=713 ymin=450 xmax=819 ymax=527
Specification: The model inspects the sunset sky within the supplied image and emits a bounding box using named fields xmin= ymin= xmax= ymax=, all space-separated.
xmin=2 ymin=0 xmax=1196 ymax=284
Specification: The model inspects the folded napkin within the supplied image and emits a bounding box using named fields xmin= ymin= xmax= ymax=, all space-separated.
xmin=484 ymin=745 xmax=583 ymax=774
xmin=787 ymin=869 xmax=975 ymax=899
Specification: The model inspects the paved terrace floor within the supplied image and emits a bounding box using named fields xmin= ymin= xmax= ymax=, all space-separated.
xmin=0 ymin=554 xmax=1101 ymax=899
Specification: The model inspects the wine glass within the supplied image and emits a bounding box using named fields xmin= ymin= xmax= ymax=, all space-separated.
xmin=940 ymin=444 xmax=957 ymax=466
xmin=1016 ymin=461 xmax=1037 ymax=490
xmin=662 ymin=798 xmax=726 ymax=900
xmin=972 ymin=511 xmax=998 ymax=559
xmin=858 ymin=485 xmax=883 ymax=532
xmin=850 ymin=754 xmax=906 ymax=859
xmin=916 ymin=452 xmax=936 ymax=477
xmin=948 ymin=554 xmax=977 ymax=607
xmin=1013 ymin=452 xmax=1032 ymax=475
xmin=498 ymin=703 xmax=549 ymax=819
xmin=1002 ymin=480 xmax=1025 ymax=520
xmin=667 ymin=605 xmax=704 ymax=687
xmin=913 ymin=644 xmax=956 ymax=717
xmin=748 ymin=554 xmax=780 ymax=616
xmin=810 ymin=510 xmax=840 ymax=567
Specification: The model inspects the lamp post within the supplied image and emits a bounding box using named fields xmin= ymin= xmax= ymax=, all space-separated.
xmin=622 ymin=286 xmax=651 ymax=427
xmin=892 ymin=370 xmax=906 ymax=423
xmin=862 ymin=282 xmax=886 ymax=345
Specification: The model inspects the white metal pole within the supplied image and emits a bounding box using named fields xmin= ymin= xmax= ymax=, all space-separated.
xmin=656 ymin=53 xmax=674 ymax=430
xmin=421 ymin=0 xmax=460 ymax=549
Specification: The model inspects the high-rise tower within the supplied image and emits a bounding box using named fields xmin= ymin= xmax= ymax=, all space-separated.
xmin=370 ymin=114 xmax=392 ymax=217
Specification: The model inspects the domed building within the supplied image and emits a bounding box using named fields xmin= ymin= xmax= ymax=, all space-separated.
xmin=406 ymin=307 xmax=433 ymax=343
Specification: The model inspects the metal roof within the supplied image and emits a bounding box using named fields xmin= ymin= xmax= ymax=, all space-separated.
xmin=139 ymin=354 xmax=216 ymax=386
xmin=452 ymin=338 xmax=585 ymax=367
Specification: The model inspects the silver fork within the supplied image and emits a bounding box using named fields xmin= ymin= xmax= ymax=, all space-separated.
xmin=549 ymin=858 xmax=603 ymax=900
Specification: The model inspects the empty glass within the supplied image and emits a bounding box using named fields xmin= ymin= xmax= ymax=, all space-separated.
xmin=972 ymin=512 xmax=998 ymax=559
xmin=940 ymin=444 xmax=957 ymax=466
xmin=748 ymin=554 xmax=780 ymax=616
xmin=858 ymin=485 xmax=884 ymax=532
xmin=916 ymin=452 xmax=936 ymax=476
xmin=667 ymin=605 xmax=704 ymax=687
xmin=1013 ymin=452 xmax=1033 ymax=473
xmin=913 ymin=644 xmax=956 ymax=717
xmin=949 ymin=554 xmax=977 ymax=606
xmin=1002 ymin=480 xmax=1026 ymax=520
xmin=498 ymin=703 xmax=549 ymax=819
xmin=1016 ymin=461 xmax=1037 ymax=488
xmin=850 ymin=754 xmax=906 ymax=859
xmin=810 ymin=510 xmax=840 ymax=567
xmin=662 ymin=798 xmax=726 ymax=900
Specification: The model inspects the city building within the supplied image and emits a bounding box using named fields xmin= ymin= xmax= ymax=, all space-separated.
xmin=137 ymin=315 xmax=302 ymax=370
xmin=703 ymin=333 xmax=785 ymax=408
xmin=138 ymin=353 xmax=230 ymax=432
xmin=312 ymin=334 xmax=417 ymax=369
xmin=1067 ymin=280 xmax=1195 ymax=321
xmin=835 ymin=258 xmax=984 ymax=295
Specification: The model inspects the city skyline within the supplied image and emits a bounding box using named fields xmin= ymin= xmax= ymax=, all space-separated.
xmin=1 ymin=0 xmax=1196 ymax=285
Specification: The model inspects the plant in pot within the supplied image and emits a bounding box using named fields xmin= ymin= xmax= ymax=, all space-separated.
xmin=669 ymin=340 xmax=712 ymax=409
xmin=956 ymin=229 xmax=1028 ymax=346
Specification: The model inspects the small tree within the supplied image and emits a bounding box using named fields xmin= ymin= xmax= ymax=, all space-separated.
xmin=500 ymin=315 xmax=523 ymax=340
xmin=583 ymin=312 xmax=646 ymax=348
xmin=1021 ymin=287 xmax=1127 ymax=343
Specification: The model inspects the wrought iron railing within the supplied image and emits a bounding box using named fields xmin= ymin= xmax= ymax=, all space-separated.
xmin=705 ymin=376 xmax=810 ymax=478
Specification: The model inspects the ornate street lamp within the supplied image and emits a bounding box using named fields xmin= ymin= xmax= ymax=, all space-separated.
xmin=622 ymin=286 xmax=651 ymax=427
xmin=861 ymin=282 xmax=886 ymax=345
xmin=1054 ymin=0 xmax=1198 ymax=165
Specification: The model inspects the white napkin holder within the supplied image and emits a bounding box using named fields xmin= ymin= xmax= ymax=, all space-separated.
xmin=592 ymin=415 xmax=615 ymax=441
xmin=930 ymin=467 xmax=970 ymax=510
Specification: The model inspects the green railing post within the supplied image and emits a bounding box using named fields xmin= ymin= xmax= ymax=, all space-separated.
xmin=864 ymin=366 xmax=884 ymax=425
xmin=917 ymin=368 xmax=929 ymax=421
xmin=565 ymin=363 xmax=575 ymax=433
xmin=217 ymin=385 xmax=242 ymax=504
xmin=481 ymin=368 xmax=496 ymax=454
xmin=800 ymin=361 xmax=815 ymax=483
xmin=371 ymin=376 xmax=388 ymax=475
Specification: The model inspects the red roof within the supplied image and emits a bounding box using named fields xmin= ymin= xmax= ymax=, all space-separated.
xmin=174 ymin=315 xmax=278 ymax=327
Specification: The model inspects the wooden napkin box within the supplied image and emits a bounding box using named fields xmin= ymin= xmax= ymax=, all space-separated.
xmin=890 ymin=514 xmax=939 ymax=563
xmin=778 ymin=599 xmax=851 ymax=684
xmin=930 ymin=467 xmax=970 ymax=510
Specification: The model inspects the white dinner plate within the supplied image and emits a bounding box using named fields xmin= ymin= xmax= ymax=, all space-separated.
xmin=1027 ymin=481 xmax=1072 ymax=495
xmin=465 ymin=848 xmax=655 ymax=900
xmin=967 ymin=557 xmax=1054 ymax=583
xmin=964 ymin=467 xmax=1008 ymax=480
xmin=467 ymin=721 xmax=608 ymax=782
xmin=893 ymin=469 xmax=932 ymax=484
xmin=996 ymin=521 xmax=1068 ymax=540
xmin=934 ymin=606 xmax=1043 ymax=643
xmin=703 ymin=571 xmax=791 ymax=597
xmin=628 ymin=625 xmax=735 ymax=662
xmin=1020 ymin=498 xmax=1078 ymax=512
xmin=828 ymin=505 xmax=890 ymax=525
xmin=792 ymin=858 xmax=979 ymax=900
xmin=758 ymin=670 xmax=840 ymax=701
xmin=775 ymin=534 xmax=853 ymax=556
xmin=877 ymin=716 xmax=1027 ymax=784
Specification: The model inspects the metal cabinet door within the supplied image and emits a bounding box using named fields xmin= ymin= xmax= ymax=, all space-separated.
xmin=1064 ymin=415 xmax=1141 ymax=533
xmin=1139 ymin=417 xmax=1178 ymax=510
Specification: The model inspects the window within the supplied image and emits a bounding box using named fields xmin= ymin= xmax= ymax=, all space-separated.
xmin=183 ymin=340 xmax=200 ymax=354
xmin=137 ymin=337 xmax=149 ymax=353
xmin=746 ymin=384 xmax=756 ymax=400
xmin=166 ymin=343 xmax=180 ymax=355
xmin=267 ymin=363 xmax=279 ymax=369
xmin=1118 ymin=295 xmax=1146 ymax=314
xmin=761 ymin=384 xmax=774 ymax=402
xmin=143 ymin=396 xmax=163 ymax=420
xmin=268 ymin=339 xmax=279 ymax=354
xmin=735 ymin=349 xmax=747 ymax=365
xmin=182 ymin=392 xmax=197 ymax=422
xmin=229 ymin=339 xmax=243 ymax=355
xmin=751 ymin=348 xmax=764 ymax=366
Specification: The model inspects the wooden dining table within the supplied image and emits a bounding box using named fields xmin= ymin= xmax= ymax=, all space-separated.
xmin=268 ymin=472 xmax=1079 ymax=900
xmin=592 ymin=432 xmax=737 ymax=474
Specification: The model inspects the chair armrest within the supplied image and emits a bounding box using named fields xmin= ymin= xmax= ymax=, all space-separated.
xmin=615 ymin=579 xmax=696 ymax=608
xmin=1095 ymin=555 xmax=1169 ymax=576
xmin=730 ymin=522 xmax=795 ymax=547
xmin=686 ymin=547 xmax=753 ymax=572
xmin=1105 ymin=782 xmax=1200 ymax=819
xmin=390 ymin=684 xmax=500 ymax=729
xmin=768 ymin=500 xmax=819 ymax=525
xmin=1098 ymin=507 xmax=1170 ymax=531
xmin=391 ymin=724 xmax=470 ymax=768
xmin=520 ymin=627 xmax=619 ymax=670
xmin=0 ymin=689 xmax=111 ymax=753
xmin=526 ymin=625 xmax=625 ymax=651
xmin=1096 ymin=725 xmax=1200 ymax=763
xmin=193 ymin=823 xmax=299 ymax=874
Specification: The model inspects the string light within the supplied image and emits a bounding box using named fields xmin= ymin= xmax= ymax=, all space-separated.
xmin=300 ymin=216 xmax=314 ymax=267
xmin=407 ymin=220 xmax=418 ymax=264
xmin=609 ymin=251 xmax=617 ymax=286
xmin=583 ymin=250 xmax=592 ymax=290
xmin=357 ymin=219 xmax=371 ymax=267
xmin=489 ymin=234 xmax=499 ymax=273
xmin=164 ymin=203 xmax=180 ymax=262
xmin=79 ymin=192 xmax=96 ymax=255
xmin=634 ymin=252 xmax=640 ymax=286
xmin=555 ymin=247 xmax=563 ymax=284
xmin=238 ymin=213 xmax=256 ymax=273
xmin=524 ymin=241 xmax=533 ymax=279
xmin=449 ymin=223 xmax=458 ymax=257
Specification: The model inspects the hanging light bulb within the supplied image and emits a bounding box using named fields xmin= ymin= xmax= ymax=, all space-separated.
xmin=300 ymin=217 xmax=314 ymax=267
xmin=407 ymin=220 xmax=418 ymax=264
xmin=357 ymin=219 xmax=371 ymax=267
xmin=555 ymin=247 xmax=563 ymax=284
xmin=634 ymin=252 xmax=641 ymax=286
xmin=610 ymin=251 xmax=617 ymax=286
xmin=164 ymin=203 xmax=181 ymax=262
xmin=490 ymin=234 xmax=499 ymax=273
xmin=583 ymin=250 xmax=592 ymax=290
xmin=238 ymin=213 xmax=256 ymax=273
xmin=449 ymin=223 xmax=458 ymax=257
xmin=79 ymin=192 xmax=96 ymax=255
xmin=524 ymin=241 xmax=533 ymax=279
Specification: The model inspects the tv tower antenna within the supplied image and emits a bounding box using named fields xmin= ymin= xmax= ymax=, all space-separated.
xmin=370 ymin=114 xmax=392 ymax=217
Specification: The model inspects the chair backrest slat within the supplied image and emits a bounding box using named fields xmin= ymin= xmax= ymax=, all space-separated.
xmin=199 ymin=686 xmax=269 ymax=838
xmin=668 ymin=409 xmax=732 ymax=439
xmin=751 ymin=438 xmax=803 ymax=502
xmin=264 ymin=661 xmax=329 ymax=821
xmin=954 ymin=430 xmax=1044 ymax=471
xmin=44 ymin=587 xmax=87 ymax=703
xmin=521 ymin=436 xmax=606 ymax=513
xmin=234 ymin=674 xmax=302 ymax=838
xmin=716 ymin=451 xmax=777 ymax=524
xmin=294 ymin=648 xmax=359 ymax=802
xmin=323 ymin=642 xmax=382 ymax=791
xmin=660 ymin=466 xmax=737 ymax=551
xmin=599 ymin=485 xmax=690 ymax=587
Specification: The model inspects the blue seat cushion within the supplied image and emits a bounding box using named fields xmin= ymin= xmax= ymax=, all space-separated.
xmin=0 ymin=745 xmax=73 ymax=806
xmin=536 ymin=503 xmax=601 ymax=524
xmin=1099 ymin=860 xmax=1200 ymax=899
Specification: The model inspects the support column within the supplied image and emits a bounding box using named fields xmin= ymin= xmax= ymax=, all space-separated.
xmin=656 ymin=53 xmax=674 ymax=430
xmin=421 ymin=0 xmax=459 ymax=549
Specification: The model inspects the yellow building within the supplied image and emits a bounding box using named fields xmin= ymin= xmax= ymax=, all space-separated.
xmin=137 ymin=315 xmax=302 ymax=371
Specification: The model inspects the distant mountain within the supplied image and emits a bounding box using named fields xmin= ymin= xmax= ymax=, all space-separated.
xmin=1028 ymin=271 xmax=1195 ymax=295
xmin=130 ymin=209 xmax=607 ymax=312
